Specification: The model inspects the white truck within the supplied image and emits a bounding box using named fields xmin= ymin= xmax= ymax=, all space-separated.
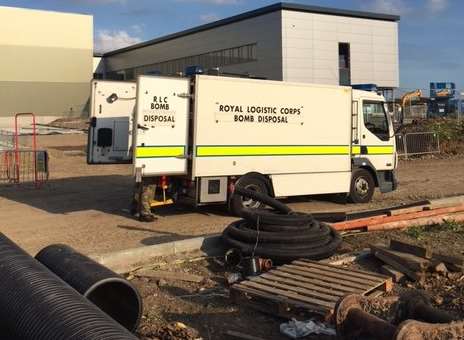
xmin=88 ymin=75 xmax=397 ymax=214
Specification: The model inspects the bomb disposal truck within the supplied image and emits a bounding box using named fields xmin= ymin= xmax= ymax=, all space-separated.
xmin=88 ymin=75 xmax=397 ymax=214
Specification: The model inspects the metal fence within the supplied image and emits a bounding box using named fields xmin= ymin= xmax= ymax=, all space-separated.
xmin=0 ymin=150 xmax=49 ymax=186
xmin=396 ymin=132 xmax=440 ymax=159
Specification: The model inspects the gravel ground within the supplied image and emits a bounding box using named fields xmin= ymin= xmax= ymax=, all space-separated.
xmin=1 ymin=134 xmax=464 ymax=256
xmin=131 ymin=223 xmax=464 ymax=340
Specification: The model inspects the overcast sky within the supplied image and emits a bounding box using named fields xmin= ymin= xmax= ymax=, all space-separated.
xmin=1 ymin=0 xmax=462 ymax=90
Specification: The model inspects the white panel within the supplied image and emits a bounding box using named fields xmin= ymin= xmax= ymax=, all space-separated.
xmin=134 ymin=76 xmax=190 ymax=176
xmin=282 ymin=10 xmax=399 ymax=87
xmin=313 ymin=30 xmax=337 ymax=41
xmin=272 ymin=172 xmax=351 ymax=196
xmin=87 ymin=80 xmax=136 ymax=164
xmin=192 ymin=75 xmax=352 ymax=177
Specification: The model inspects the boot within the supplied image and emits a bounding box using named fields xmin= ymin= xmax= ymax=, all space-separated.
xmin=139 ymin=214 xmax=157 ymax=222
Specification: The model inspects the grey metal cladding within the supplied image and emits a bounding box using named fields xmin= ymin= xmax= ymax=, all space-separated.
xmin=103 ymin=2 xmax=400 ymax=57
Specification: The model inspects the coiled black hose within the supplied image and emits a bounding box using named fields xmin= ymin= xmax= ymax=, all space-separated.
xmin=0 ymin=233 xmax=138 ymax=340
xmin=222 ymin=187 xmax=341 ymax=263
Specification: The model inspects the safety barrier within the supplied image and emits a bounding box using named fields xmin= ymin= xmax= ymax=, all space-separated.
xmin=0 ymin=149 xmax=48 ymax=186
xmin=396 ymin=132 xmax=440 ymax=159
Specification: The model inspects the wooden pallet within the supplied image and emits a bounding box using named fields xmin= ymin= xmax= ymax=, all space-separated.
xmin=230 ymin=259 xmax=392 ymax=320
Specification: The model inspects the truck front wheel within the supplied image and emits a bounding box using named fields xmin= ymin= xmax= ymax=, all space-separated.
xmin=348 ymin=168 xmax=375 ymax=203
xmin=228 ymin=175 xmax=269 ymax=216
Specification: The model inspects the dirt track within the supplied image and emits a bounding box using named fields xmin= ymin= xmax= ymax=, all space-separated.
xmin=1 ymin=134 xmax=464 ymax=256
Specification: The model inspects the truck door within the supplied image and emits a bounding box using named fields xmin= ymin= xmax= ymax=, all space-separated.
xmin=134 ymin=76 xmax=190 ymax=176
xmin=87 ymin=80 xmax=136 ymax=164
xmin=358 ymin=100 xmax=395 ymax=171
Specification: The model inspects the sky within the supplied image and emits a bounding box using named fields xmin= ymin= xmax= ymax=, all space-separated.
xmin=0 ymin=0 xmax=462 ymax=90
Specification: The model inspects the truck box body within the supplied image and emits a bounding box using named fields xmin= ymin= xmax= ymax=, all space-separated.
xmin=191 ymin=76 xmax=352 ymax=196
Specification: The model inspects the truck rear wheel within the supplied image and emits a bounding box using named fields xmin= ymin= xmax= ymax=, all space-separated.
xmin=348 ymin=168 xmax=375 ymax=203
xmin=229 ymin=175 xmax=269 ymax=216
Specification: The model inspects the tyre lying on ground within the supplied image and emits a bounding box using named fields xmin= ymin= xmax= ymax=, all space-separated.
xmin=222 ymin=187 xmax=342 ymax=263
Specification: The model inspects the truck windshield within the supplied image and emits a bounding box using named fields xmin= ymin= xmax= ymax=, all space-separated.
xmin=363 ymin=101 xmax=389 ymax=141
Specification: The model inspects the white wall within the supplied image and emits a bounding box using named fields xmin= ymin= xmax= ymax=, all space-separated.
xmin=105 ymin=12 xmax=283 ymax=80
xmin=282 ymin=10 xmax=399 ymax=87
xmin=93 ymin=56 xmax=105 ymax=74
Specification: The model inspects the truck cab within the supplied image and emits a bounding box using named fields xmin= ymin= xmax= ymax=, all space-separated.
xmin=350 ymin=89 xmax=397 ymax=202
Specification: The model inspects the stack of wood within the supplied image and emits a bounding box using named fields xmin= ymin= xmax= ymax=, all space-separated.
xmin=331 ymin=198 xmax=464 ymax=232
xmin=370 ymin=240 xmax=463 ymax=283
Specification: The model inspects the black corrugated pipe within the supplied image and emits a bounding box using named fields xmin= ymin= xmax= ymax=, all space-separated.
xmin=35 ymin=244 xmax=142 ymax=333
xmin=0 ymin=233 xmax=138 ymax=340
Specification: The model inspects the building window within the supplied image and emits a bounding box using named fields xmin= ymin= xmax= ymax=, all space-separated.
xmin=339 ymin=42 xmax=351 ymax=86
xmin=111 ymin=43 xmax=257 ymax=79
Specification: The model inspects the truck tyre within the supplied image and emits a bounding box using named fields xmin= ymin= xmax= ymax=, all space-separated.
xmin=229 ymin=175 xmax=269 ymax=216
xmin=348 ymin=168 xmax=375 ymax=203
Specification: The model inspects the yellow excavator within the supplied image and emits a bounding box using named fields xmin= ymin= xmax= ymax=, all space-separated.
xmin=399 ymin=89 xmax=423 ymax=123
xmin=401 ymin=89 xmax=422 ymax=109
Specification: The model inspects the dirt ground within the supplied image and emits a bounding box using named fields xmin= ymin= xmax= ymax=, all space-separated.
xmin=1 ymin=133 xmax=464 ymax=256
xmin=131 ymin=223 xmax=464 ymax=340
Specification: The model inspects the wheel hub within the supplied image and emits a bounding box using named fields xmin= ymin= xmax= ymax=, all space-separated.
xmin=355 ymin=177 xmax=369 ymax=197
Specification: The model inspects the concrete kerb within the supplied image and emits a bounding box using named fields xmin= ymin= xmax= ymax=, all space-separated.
xmin=90 ymin=234 xmax=226 ymax=274
xmin=90 ymin=195 xmax=464 ymax=274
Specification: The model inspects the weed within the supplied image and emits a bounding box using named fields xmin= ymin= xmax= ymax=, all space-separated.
xmin=404 ymin=221 xmax=464 ymax=239
xmin=405 ymin=225 xmax=425 ymax=239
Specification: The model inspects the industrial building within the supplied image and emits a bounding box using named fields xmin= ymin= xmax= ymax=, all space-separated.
xmin=0 ymin=6 xmax=93 ymax=125
xmin=98 ymin=3 xmax=399 ymax=89
xmin=0 ymin=3 xmax=399 ymax=124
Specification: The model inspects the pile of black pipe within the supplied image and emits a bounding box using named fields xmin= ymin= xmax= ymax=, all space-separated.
xmin=36 ymin=244 xmax=142 ymax=332
xmin=0 ymin=233 xmax=138 ymax=340
xmin=222 ymin=186 xmax=342 ymax=263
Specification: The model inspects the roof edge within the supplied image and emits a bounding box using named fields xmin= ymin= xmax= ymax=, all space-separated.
xmin=103 ymin=2 xmax=399 ymax=57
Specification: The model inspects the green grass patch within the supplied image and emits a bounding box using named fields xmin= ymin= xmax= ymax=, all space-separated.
xmin=404 ymin=220 xmax=464 ymax=239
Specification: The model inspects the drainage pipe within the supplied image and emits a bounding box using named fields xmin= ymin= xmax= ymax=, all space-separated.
xmin=0 ymin=233 xmax=137 ymax=340
xmin=36 ymin=244 xmax=142 ymax=332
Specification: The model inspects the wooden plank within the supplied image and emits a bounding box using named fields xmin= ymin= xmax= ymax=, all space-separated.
xmin=240 ymin=281 xmax=335 ymax=309
xmin=370 ymin=244 xmax=430 ymax=272
xmin=380 ymin=265 xmax=405 ymax=283
xmin=297 ymin=260 xmax=389 ymax=282
xmin=367 ymin=212 xmax=464 ymax=232
xmin=334 ymin=204 xmax=464 ymax=231
xmin=281 ymin=265 xmax=369 ymax=291
xmin=346 ymin=200 xmax=430 ymax=220
xmin=389 ymin=240 xmax=432 ymax=259
xmin=260 ymin=272 xmax=349 ymax=297
xmin=373 ymin=250 xmax=425 ymax=282
xmin=134 ymin=269 xmax=204 ymax=283
xmin=231 ymin=284 xmax=325 ymax=312
xmin=230 ymin=284 xmax=327 ymax=318
xmin=291 ymin=262 xmax=382 ymax=286
xmin=225 ymin=330 xmax=267 ymax=340
xmin=251 ymin=276 xmax=340 ymax=303
xmin=389 ymin=206 xmax=428 ymax=216
xmin=270 ymin=268 xmax=365 ymax=294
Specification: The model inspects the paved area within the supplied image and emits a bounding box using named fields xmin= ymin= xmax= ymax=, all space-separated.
xmin=1 ymin=134 xmax=464 ymax=256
